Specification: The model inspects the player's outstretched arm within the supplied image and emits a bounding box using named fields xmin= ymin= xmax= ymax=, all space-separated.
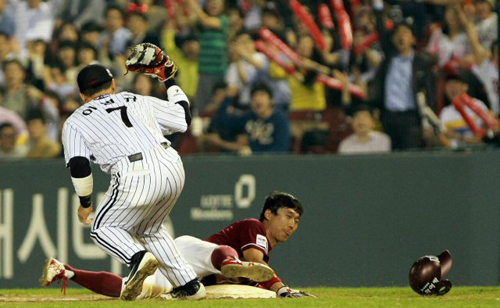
xmin=242 ymin=248 xmax=316 ymax=298
xmin=125 ymin=43 xmax=192 ymax=128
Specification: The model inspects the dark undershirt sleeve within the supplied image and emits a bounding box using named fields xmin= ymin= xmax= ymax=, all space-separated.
xmin=69 ymin=156 xmax=92 ymax=207
xmin=164 ymin=79 xmax=192 ymax=126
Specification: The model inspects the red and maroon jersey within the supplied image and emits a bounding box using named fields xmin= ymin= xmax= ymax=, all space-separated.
xmin=205 ymin=218 xmax=272 ymax=262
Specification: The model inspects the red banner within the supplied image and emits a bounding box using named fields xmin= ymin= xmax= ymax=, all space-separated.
xmin=259 ymin=28 xmax=303 ymax=66
xmin=318 ymin=4 xmax=335 ymax=30
xmin=290 ymin=0 xmax=327 ymax=51
xmin=255 ymin=40 xmax=296 ymax=74
xmin=331 ymin=0 xmax=352 ymax=50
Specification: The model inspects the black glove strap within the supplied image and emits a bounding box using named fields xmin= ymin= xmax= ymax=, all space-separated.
xmin=79 ymin=195 xmax=92 ymax=208
xmin=164 ymin=78 xmax=177 ymax=90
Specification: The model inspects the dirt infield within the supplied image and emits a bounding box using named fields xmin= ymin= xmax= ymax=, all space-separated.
xmin=0 ymin=293 xmax=112 ymax=303
xmin=0 ymin=285 xmax=275 ymax=304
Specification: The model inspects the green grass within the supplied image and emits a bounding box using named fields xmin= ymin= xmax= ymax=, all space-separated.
xmin=1 ymin=287 xmax=500 ymax=307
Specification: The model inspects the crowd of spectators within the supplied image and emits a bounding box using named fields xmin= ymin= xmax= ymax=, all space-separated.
xmin=1 ymin=0 xmax=500 ymax=159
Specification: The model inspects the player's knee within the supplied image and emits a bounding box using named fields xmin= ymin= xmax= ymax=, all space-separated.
xmin=212 ymin=245 xmax=238 ymax=270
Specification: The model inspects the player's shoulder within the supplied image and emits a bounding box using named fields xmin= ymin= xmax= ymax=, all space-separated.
xmin=111 ymin=91 xmax=144 ymax=102
xmin=235 ymin=218 xmax=265 ymax=230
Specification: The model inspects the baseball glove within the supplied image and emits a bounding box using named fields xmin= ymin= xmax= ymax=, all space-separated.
xmin=125 ymin=43 xmax=178 ymax=82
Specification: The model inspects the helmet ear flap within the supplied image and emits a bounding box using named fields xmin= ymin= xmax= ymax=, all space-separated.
xmin=436 ymin=279 xmax=452 ymax=296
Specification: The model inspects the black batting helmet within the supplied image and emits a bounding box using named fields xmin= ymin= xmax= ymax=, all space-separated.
xmin=409 ymin=250 xmax=453 ymax=296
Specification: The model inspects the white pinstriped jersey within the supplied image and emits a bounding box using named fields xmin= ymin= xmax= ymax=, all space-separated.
xmin=62 ymin=91 xmax=187 ymax=173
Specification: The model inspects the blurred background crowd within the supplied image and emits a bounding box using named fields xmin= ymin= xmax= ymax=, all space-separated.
xmin=1 ymin=0 xmax=500 ymax=159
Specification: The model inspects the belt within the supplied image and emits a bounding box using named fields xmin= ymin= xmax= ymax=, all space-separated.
xmin=127 ymin=142 xmax=170 ymax=163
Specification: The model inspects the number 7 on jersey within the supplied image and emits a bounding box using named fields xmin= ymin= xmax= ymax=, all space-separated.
xmin=106 ymin=106 xmax=133 ymax=128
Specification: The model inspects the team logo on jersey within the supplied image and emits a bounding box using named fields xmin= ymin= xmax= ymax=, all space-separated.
xmin=256 ymin=234 xmax=268 ymax=252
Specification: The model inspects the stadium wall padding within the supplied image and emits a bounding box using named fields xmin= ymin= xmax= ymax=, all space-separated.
xmin=1 ymin=151 xmax=499 ymax=288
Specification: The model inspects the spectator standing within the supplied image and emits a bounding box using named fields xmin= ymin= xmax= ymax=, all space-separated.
xmin=162 ymin=21 xmax=199 ymax=101
xmin=187 ymin=0 xmax=229 ymax=114
xmin=370 ymin=0 xmax=436 ymax=150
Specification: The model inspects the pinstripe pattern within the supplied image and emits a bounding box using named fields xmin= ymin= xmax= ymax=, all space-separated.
xmin=62 ymin=90 xmax=196 ymax=288
xmin=62 ymin=92 xmax=187 ymax=173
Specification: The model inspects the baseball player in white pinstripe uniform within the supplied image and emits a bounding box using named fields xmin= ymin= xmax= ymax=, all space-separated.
xmin=62 ymin=44 xmax=205 ymax=301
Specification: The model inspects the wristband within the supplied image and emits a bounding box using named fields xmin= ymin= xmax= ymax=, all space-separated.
xmin=79 ymin=195 xmax=92 ymax=208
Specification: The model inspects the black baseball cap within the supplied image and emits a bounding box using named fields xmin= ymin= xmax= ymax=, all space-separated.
xmin=77 ymin=64 xmax=114 ymax=93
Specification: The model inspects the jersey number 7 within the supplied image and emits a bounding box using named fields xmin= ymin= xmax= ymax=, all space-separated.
xmin=106 ymin=106 xmax=133 ymax=128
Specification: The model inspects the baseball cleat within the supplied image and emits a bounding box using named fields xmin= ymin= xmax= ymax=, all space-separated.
xmin=121 ymin=252 xmax=159 ymax=301
xmin=160 ymin=278 xmax=206 ymax=300
xmin=221 ymin=259 xmax=275 ymax=282
xmin=39 ymin=257 xmax=68 ymax=293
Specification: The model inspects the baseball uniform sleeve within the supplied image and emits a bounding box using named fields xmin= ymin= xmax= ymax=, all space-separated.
xmin=147 ymin=96 xmax=189 ymax=134
xmin=62 ymin=121 xmax=92 ymax=166
xmin=239 ymin=220 xmax=270 ymax=257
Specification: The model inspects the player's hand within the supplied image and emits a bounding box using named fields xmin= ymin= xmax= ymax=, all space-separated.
xmin=277 ymin=286 xmax=316 ymax=298
xmin=78 ymin=205 xmax=94 ymax=225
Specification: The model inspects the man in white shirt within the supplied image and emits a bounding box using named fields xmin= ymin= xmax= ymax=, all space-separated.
xmin=338 ymin=105 xmax=391 ymax=154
